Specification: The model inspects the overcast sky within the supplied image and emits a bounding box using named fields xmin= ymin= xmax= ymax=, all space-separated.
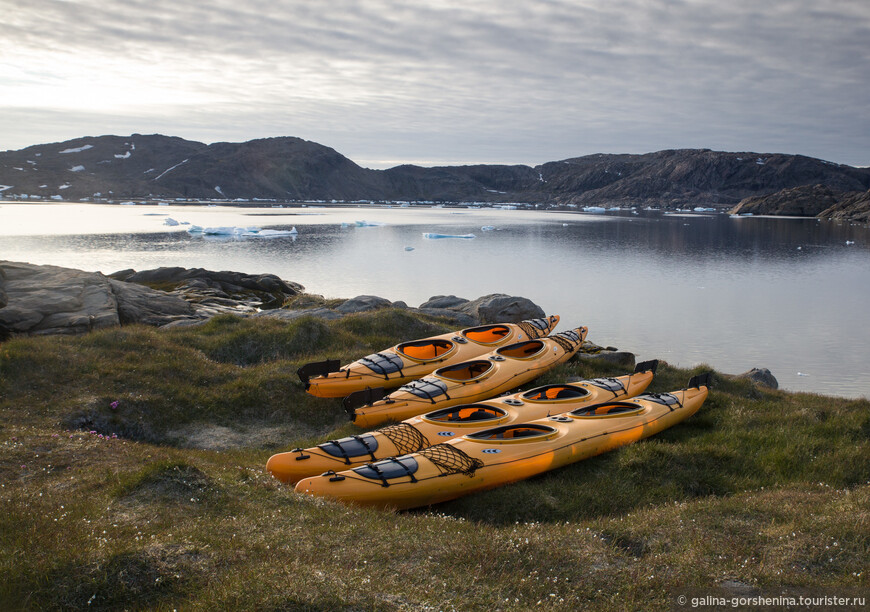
xmin=3 ymin=0 xmax=869 ymax=168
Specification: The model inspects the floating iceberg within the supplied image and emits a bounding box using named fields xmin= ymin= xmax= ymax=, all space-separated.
xmin=404 ymin=246 xmax=415 ymax=251
xmin=255 ymin=229 xmax=298 ymax=237
xmin=163 ymin=218 xmax=180 ymax=226
xmin=187 ymin=225 xmax=203 ymax=233
xmin=422 ymin=232 xmax=477 ymax=239
xmin=355 ymin=220 xmax=386 ymax=227
xmin=582 ymin=206 xmax=607 ymax=213
xmin=480 ymin=225 xmax=495 ymax=231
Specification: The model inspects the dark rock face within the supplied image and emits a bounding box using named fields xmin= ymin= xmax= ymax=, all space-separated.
xmin=732 ymin=367 xmax=779 ymax=389
xmin=2 ymin=135 xmax=869 ymax=208
xmin=729 ymin=184 xmax=842 ymax=216
xmin=818 ymin=189 xmax=870 ymax=223
xmin=730 ymin=185 xmax=870 ymax=222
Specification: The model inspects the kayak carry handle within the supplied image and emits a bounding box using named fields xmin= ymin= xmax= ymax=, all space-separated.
xmin=297 ymin=359 xmax=341 ymax=384
xmin=634 ymin=359 xmax=659 ymax=374
xmin=343 ymin=387 xmax=386 ymax=416
xmin=687 ymin=372 xmax=713 ymax=390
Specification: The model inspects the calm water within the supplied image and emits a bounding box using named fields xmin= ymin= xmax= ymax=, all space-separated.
xmin=2 ymin=202 xmax=869 ymax=399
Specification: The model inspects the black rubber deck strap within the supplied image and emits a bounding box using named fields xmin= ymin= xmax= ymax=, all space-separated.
xmin=635 ymin=359 xmax=659 ymax=374
xmin=354 ymin=434 xmax=378 ymax=462
xmin=343 ymin=387 xmax=387 ymax=413
xmin=688 ymin=371 xmax=713 ymax=390
xmin=297 ymin=359 xmax=341 ymax=383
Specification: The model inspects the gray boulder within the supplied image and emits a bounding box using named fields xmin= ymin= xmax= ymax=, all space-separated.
xmin=419 ymin=295 xmax=470 ymax=310
xmin=732 ymin=367 xmax=779 ymax=389
xmin=460 ymin=293 xmax=546 ymax=324
xmin=335 ymin=295 xmax=394 ymax=314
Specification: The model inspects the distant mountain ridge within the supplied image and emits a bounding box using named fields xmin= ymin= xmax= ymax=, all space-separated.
xmin=2 ymin=134 xmax=869 ymax=210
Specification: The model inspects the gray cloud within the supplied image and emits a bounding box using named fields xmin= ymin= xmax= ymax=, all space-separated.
xmin=2 ymin=0 xmax=868 ymax=166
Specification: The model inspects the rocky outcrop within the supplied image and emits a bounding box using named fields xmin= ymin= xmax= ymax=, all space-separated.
xmin=729 ymin=184 xmax=841 ymax=217
xmin=0 ymin=261 xmax=121 ymax=335
xmin=818 ymin=189 xmax=870 ymax=223
xmin=0 ymin=261 xmax=305 ymax=335
xmin=109 ymin=266 xmax=303 ymax=311
xmin=257 ymin=292 xmax=544 ymax=327
xmin=2 ymin=134 xmax=869 ymax=208
xmin=0 ymin=261 xmax=547 ymax=335
xmin=731 ymin=367 xmax=779 ymax=389
xmin=730 ymin=185 xmax=870 ymax=222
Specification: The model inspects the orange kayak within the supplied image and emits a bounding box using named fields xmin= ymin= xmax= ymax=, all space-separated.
xmin=347 ymin=327 xmax=588 ymax=428
xmin=298 ymin=316 xmax=560 ymax=398
xmin=295 ymin=373 xmax=711 ymax=510
xmin=267 ymin=359 xmax=658 ymax=484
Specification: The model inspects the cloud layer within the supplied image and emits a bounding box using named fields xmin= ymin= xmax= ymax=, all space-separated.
xmin=3 ymin=0 xmax=869 ymax=167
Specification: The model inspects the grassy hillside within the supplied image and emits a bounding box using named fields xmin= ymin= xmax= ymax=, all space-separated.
xmin=1 ymin=311 xmax=867 ymax=610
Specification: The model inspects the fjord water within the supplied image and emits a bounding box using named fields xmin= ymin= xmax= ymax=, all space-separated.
xmin=2 ymin=203 xmax=869 ymax=399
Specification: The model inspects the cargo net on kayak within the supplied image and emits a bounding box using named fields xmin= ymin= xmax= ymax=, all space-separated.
xmin=419 ymin=444 xmax=484 ymax=478
xmin=551 ymin=329 xmax=583 ymax=352
xmin=378 ymin=423 xmax=430 ymax=456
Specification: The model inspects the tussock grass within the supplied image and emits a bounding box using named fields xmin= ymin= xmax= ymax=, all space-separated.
xmin=1 ymin=309 xmax=867 ymax=610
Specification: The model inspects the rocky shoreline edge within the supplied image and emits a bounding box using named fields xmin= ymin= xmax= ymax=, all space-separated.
xmin=0 ymin=259 xmax=777 ymax=388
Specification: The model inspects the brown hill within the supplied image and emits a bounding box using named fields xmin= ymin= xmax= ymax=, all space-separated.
xmin=2 ymin=135 xmax=868 ymax=210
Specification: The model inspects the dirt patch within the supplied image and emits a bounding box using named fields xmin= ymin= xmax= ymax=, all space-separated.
xmin=168 ymin=422 xmax=314 ymax=451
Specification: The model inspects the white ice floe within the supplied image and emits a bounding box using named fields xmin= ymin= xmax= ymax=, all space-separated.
xmin=58 ymin=183 xmax=71 ymax=189
xmin=59 ymin=145 xmax=93 ymax=154
xmin=0 ymin=185 xmax=12 ymax=192
xmin=422 ymin=233 xmax=477 ymax=239
xmin=164 ymin=218 xmax=180 ymax=226
xmin=694 ymin=207 xmax=716 ymax=212
xmin=582 ymin=206 xmax=607 ymax=213
xmin=69 ymin=165 xmax=85 ymax=172
xmin=355 ymin=220 xmax=386 ymax=227
xmin=481 ymin=225 xmax=495 ymax=231
xmin=846 ymin=240 xmax=855 ymax=245
xmin=797 ymin=372 xmax=809 ymax=376
xmin=114 ymin=151 xmax=131 ymax=159
xmin=404 ymin=246 xmax=415 ymax=251
xmin=187 ymin=225 xmax=203 ymax=233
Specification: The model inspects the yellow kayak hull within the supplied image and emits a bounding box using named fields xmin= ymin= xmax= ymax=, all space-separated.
xmin=295 ymin=374 xmax=710 ymax=510
xmin=266 ymin=359 xmax=658 ymax=484
xmin=349 ymin=327 xmax=588 ymax=428
xmin=300 ymin=316 xmax=560 ymax=398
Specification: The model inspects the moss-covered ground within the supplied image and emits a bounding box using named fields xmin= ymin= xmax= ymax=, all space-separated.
xmin=1 ymin=310 xmax=867 ymax=610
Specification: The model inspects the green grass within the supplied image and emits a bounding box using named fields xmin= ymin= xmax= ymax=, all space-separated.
xmin=1 ymin=308 xmax=868 ymax=610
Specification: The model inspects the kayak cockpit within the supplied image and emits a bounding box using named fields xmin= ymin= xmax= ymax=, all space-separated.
xmin=461 ymin=324 xmax=512 ymax=345
xmin=466 ymin=423 xmax=558 ymax=442
xmin=424 ymin=404 xmax=508 ymax=423
xmin=496 ymin=340 xmax=546 ymax=359
xmin=570 ymin=402 xmax=644 ymax=418
xmin=435 ymin=360 xmax=494 ymax=382
xmin=396 ymin=338 xmax=455 ymax=362
xmin=522 ymin=384 xmax=590 ymax=402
